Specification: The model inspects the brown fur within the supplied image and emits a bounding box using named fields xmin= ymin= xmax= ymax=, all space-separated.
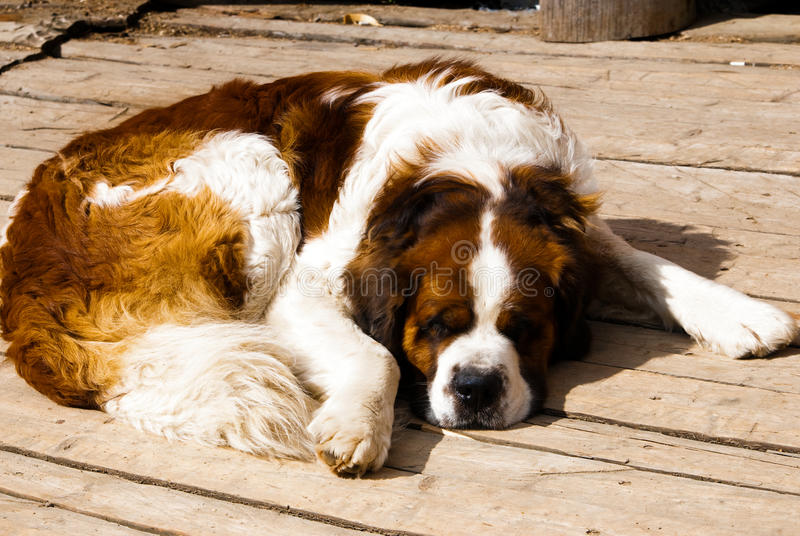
xmin=1 ymin=132 xmax=245 ymax=406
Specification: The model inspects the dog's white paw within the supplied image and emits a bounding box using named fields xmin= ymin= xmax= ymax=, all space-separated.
xmin=684 ymin=296 xmax=798 ymax=358
xmin=309 ymin=400 xmax=393 ymax=477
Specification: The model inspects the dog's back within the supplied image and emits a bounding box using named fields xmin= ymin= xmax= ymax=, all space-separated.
xmin=0 ymin=81 xmax=317 ymax=458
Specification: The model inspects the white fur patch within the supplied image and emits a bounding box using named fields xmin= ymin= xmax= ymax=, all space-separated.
xmin=168 ymin=132 xmax=300 ymax=318
xmin=86 ymin=180 xmax=168 ymax=208
xmin=320 ymin=85 xmax=374 ymax=107
xmin=471 ymin=211 xmax=513 ymax=323
xmin=427 ymin=210 xmax=532 ymax=427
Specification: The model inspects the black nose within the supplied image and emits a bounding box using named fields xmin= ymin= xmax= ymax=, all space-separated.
xmin=452 ymin=369 xmax=503 ymax=411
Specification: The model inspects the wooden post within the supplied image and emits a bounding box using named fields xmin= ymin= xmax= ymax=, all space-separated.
xmin=541 ymin=0 xmax=696 ymax=43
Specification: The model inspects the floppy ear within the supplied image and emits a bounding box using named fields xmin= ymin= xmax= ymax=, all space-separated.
xmin=551 ymin=248 xmax=594 ymax=361
xmin=346 ymin=176 xmax=483 ymax=353
xmin=506 ymin=166 xmax=600 ymax=234
xmin=505 ymin=166 xmax=598 ymax=361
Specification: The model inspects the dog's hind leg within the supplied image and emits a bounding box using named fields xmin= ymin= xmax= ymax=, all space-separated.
xmin=585 ymin=215 xmax=798 ymax=357
xmin=3 ymin=130 xmax=314 ymax=459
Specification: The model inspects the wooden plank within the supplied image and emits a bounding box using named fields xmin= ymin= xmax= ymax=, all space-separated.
xmin=679 ymin=14 xmax=800 ymax=44
xmin=61 ymin=36 xmax=800 ymax=120
xmin=181 ymin=2 xmax=542 ymax=33
xmin=596 ymin=160 xmax=800 ymax=236
xmin=0 ymin=450 xmax=361 ymax=536
xmin=0 ymin=0 xmax=145 ymax=45
xmin=419 ymin=415 xmax=800 ymax=495
xmin=587 ymin=322 xmax=800 ymax=393
xmin=0 ymin=200 xmax=12 ymax=239
xmin=546 ymin=357 xmax=800 ymax=451
xmin=55 ymin=40 xmax=800 ymax=176
xmin=1 ymin=363 xmax=799 ymax=535
xmin=549 ymin=90 xmax=799 ymax=175
xmin=0 ymin=57 xmax=269 ymax=108
xmin=0 ymin=94 xmax=135 ymax=151
xmin=606 ymin=215 xmax=800 ymax=262
xmin=0 ymin=21 xmax=57 ymax=49
xmin=161 ymin=10 xmax=800 ymax=67
xmin=0 ymin=147 xmax=52 ymax=194
xmin=62 ymin=37 xmax=800 ymax=104
xmin=0 ymin=494 xmax=145 ymax=536
xmin=3 ymin=53 xmax=797 ymax=174
xmin=0 ymin=46 xmax=32 ymax=68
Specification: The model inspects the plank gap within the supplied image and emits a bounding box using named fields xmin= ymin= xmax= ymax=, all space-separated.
xmin=407 ymin=422 xmax=800 ymax=498
xmin=578 ymin=356 xmax=800 ymax=395
xmin=0 ymin=486 xmax=167 ymax=535
xmin=541 ymin=409 xmax=800 ymax=455
xmin=595 ymin=155 xmax=800 ymax=178
xmin=0 ymin=443 xmax=428 ymax=536
xmin=158 ymin=13 xmax=800 ymax=68
xmin=0 ymin=87 xmax=118 ymax=108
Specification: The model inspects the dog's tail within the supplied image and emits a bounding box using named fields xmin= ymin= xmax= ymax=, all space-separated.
xmin=98 ymin=321 xmax=315 ymax=459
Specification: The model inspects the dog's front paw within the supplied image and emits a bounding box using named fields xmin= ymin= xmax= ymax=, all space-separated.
xmin=308 ymin=401 xmax=393 ymax=477
xmin=687 ymin=297 xmax=798 ymax=358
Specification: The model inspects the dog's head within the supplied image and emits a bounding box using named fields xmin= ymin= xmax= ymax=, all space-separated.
xmin=348 ymin=163 xmax=596 ymax=429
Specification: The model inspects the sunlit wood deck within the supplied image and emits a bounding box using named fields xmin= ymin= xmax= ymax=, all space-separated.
xmin=1 ymin=3 xmax=799 ymax=535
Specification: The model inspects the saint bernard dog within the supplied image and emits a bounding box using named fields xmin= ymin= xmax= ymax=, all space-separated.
xmin=2 ymin=59 xmax=797 ymax=476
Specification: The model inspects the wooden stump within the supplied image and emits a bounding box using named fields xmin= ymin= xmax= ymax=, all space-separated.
xmin=541 ymin=0 xmax=696 ymax=43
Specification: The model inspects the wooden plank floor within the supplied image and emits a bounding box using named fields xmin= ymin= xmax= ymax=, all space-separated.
xmin=1 ymin=4 xmax=799 ymax=535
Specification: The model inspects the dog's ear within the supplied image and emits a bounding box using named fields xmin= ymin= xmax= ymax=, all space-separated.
xmin=550 ymin=233 xmax=595 ymax=361
xmin=552 ymin=274 xmax=592 ymax=361
xmin=367 ymin=176 xmax=482 ymax=255
xmin=347 ymin=176 xmax=484 ymax=353
xmin=506 ymin=166 xmax=599 ymax=236
xmin=503 ymin=166 xmax=597 ymax=361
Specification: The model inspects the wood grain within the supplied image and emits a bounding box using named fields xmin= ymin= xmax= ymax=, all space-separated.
xmin=540 ymin=0 xmax=695 ymax=42
xmin=161 ymin=11 xmax=800 ymax=67
xmin=0 ymin=450 xmax=361 ymax=536
xmin=0 ymin=494 xmax=145 ymax=536
xmin=62 ymin=37 xmax=800 ymax=104
xmin=1 ymin=363 xmax=799 ymax=535
xmin=2 ymin=51 xmax=797 ymax=173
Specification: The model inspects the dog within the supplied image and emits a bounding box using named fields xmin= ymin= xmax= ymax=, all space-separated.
xmin=2 ymin=59 xmax=796 ymax=476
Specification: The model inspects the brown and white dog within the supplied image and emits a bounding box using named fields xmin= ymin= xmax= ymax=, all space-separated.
xmin=2 ymin=59 xmax=796 ymax=476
